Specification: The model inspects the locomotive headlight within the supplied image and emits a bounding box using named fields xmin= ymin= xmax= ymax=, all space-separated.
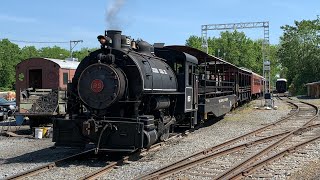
xmin=91 ymin=79 xmax=104 ymax=93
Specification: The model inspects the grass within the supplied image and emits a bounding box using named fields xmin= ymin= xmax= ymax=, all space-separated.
xmin=223 ymin=101 xmax=256 ymax=121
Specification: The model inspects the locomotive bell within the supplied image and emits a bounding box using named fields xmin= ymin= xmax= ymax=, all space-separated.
xmin=131 ymin=39 xmax=137 ymax=50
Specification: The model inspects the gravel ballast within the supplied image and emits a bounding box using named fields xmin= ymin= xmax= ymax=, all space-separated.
xmin=3 ymin=98 xmax=317 ymax=179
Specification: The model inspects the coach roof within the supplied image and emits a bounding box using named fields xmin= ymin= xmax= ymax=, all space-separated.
xmin=164 ymin=45 xmax=237 ymax=68
xmin=17 ymin=58 xmax=80 ymax=70
xmin=45 ymin=58 xmax=79 ymax=69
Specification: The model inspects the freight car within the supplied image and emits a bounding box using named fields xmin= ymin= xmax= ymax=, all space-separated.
xmin=15 ymin=58 xmax=79 ymax=128
xmin=53 ymin=30 xmax=264 ymax=152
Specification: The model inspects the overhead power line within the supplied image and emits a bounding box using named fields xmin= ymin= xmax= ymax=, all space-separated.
xmin=0 ymin=38 xmax=70 ymax=44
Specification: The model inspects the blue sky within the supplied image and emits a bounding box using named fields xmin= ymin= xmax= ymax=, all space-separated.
xmin=0 ymin=0 xmax=319 ymax=51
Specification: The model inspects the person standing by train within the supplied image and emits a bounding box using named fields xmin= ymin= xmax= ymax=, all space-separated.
xmin=97 ymin=35 xmax=112 ymax=49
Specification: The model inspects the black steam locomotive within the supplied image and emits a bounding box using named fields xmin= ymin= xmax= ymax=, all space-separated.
xmin=53 ymin=30 xmax=255 ymax=152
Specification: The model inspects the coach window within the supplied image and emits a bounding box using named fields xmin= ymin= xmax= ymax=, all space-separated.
xmin=188 ymin=65 xmax=192 ymax=85
xmin=63 ymin=73 xmax=68 ymax=85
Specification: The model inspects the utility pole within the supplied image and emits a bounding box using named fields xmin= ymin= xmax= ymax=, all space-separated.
xmin=70 ymin=40 xmax=83 ymax=58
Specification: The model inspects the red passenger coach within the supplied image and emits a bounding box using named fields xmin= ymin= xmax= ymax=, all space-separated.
xmin=251 ymin=72 xmax=264 ymax=98
xmin=15 ymin=58 xmax=79 ymax=127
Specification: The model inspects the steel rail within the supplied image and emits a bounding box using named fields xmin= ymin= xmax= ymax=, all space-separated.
xmin=231 ymin=135 xmax=320 ymax=179
xmin=5 ymin=149 xmax=96 ymax=180
xmin=79 ymin=142 xmax=165 ymax=180
xmin=78 ymin=130 xmax=188 ymax=180
xmin=136 ymin=130 xmax=291 ymax=180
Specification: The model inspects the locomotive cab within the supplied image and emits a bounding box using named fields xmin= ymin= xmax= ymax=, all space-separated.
xmin=155 ymin=48 xmax=199 ymax=127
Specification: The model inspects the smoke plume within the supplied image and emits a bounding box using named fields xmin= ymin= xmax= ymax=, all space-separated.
xmin=106 ymin=0 xmax=125 ymax=30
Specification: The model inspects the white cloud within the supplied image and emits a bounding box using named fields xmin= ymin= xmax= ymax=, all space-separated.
xmin=0 ymin=14 xmax=37 ymax=23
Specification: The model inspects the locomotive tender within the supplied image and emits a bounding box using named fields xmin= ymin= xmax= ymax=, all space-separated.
xmin=53 ymin=30 xmax=264 ymax=152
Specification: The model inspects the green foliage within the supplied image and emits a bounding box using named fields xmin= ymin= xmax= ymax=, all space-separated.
xmin=185 ymin=36 xmax=203 ymax=50
xmin=0 ymin=39 xmax=21 ymax=89
xmin=73 ymin=47 xmax=98 ymax=61
xmin=38 ymin=46 xmax=69 ymax=59
xmin=185 ymin=31 xmax=280 ymax=83
xmin=278 ymin=17 xmax=320 ymax=95
xmin=20 ymin=46 xmax=40 ymax=60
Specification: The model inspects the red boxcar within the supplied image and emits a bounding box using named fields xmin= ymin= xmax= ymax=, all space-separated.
xmin=15 ymin=58 xmax=79 ymax=127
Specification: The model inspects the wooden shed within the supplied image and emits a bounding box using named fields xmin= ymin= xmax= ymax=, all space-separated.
xmin=306 ymin=81 xmax=320 ymax=98
xmin=15 ymin=58 xmax=79 ymax=106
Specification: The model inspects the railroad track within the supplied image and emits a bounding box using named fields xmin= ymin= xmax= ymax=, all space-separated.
xmin=4 ymin=149 xmax=95 ymax=180
xmin=77 ymin=133 xmax=184 ymax=180
xmin=136 ymin=98 xmax=320 ymax=179
xmin=4 ymin=130 xmax=188 ymax=180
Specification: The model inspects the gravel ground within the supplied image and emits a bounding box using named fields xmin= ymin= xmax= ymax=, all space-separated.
xmin=0 ymin=123 xmax=82 ymax=179
xmin=1 ymin=98 xmax=310 ymax=180
xmin=285 ymin=96 xmax=320 ymax=180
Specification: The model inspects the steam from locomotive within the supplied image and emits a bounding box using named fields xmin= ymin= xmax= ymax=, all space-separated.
xmin=106 ymin=0 xmax=126 ymax=29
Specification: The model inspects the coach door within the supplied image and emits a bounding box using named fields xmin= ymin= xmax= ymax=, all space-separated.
xmin=29 ymin=69 xmax=42 ymax=89
xmin=185 ymin=62 xmax=197 ymax=112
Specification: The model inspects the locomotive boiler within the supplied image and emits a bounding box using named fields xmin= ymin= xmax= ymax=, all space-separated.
xmin=53 ymin=30 xmax=188 ymax=152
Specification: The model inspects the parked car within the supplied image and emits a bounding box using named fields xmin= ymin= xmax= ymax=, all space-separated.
xmin=0 ymin=106 xmax=8 ymax=121
xmin=0 ymin=98 xmax=16 ymax=116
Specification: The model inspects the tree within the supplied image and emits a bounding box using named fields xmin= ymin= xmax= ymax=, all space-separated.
xmin=0 ymin=39 xmax=21 ymax=90
xmin=73 ymin=47 xmax=98 ymax=61
xmin=38 ymin=46 xmax=69 ymax=59
xmin=185 ymin=36 xmax=203 ymax=50
xmin=278 ymin=17 xmax=320 ymax=94
xmin=20 ymin=46 xmax=40 ymax=60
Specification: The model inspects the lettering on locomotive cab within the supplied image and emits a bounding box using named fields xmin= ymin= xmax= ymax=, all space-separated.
xmin=152 ymin=68 xmax=159 ymax=73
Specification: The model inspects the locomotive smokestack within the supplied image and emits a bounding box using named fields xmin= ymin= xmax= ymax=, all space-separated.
xmin=107 ymin=30 xmax=122 ymax=49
